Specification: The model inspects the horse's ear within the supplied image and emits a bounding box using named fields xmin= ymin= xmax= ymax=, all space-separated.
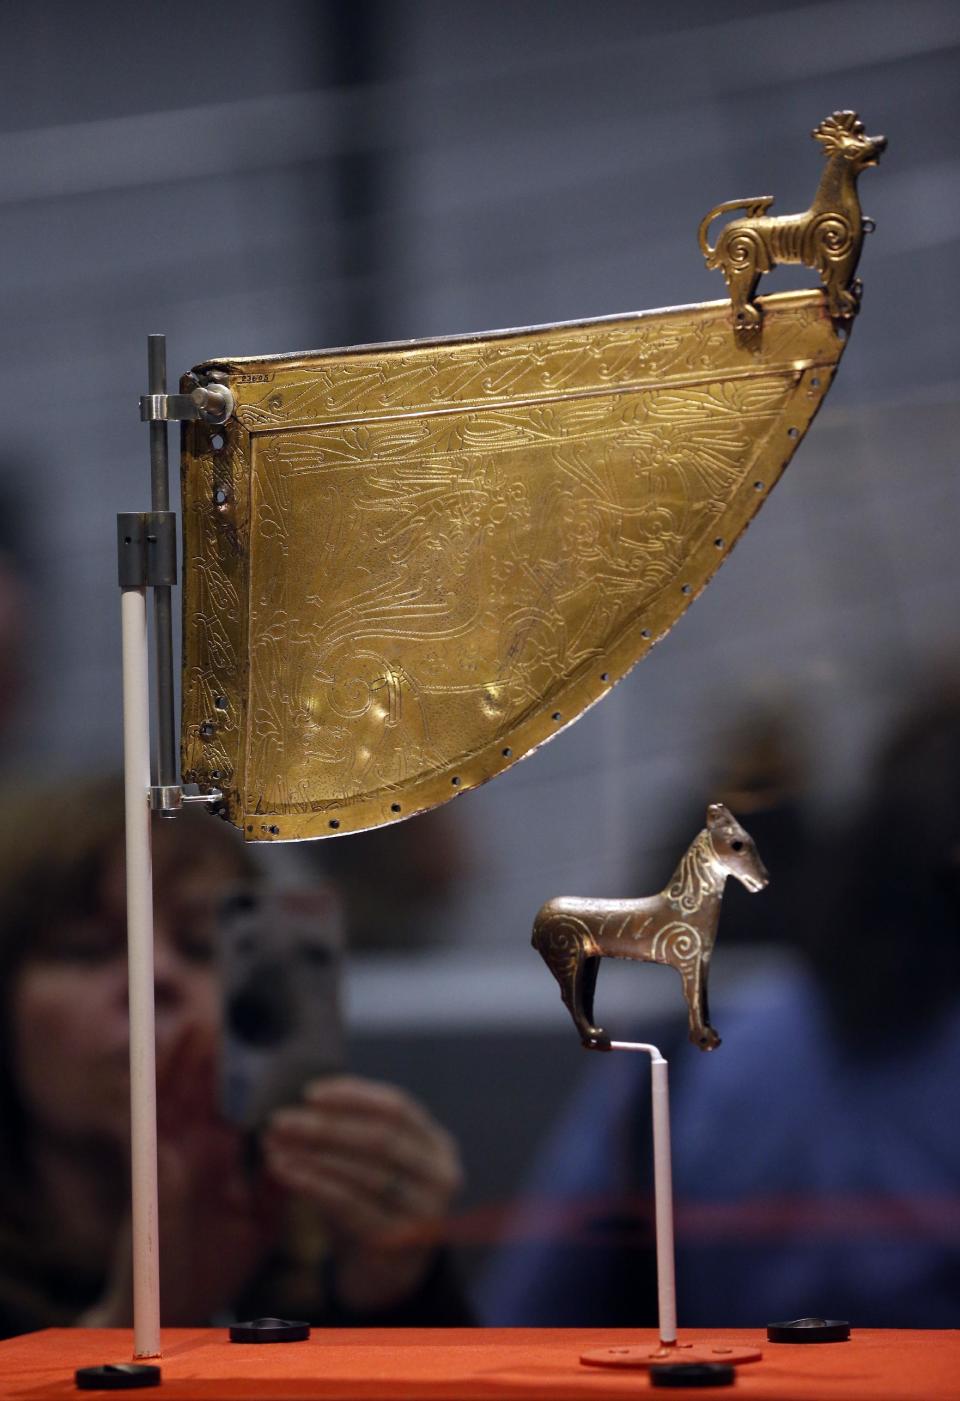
xmin=706 ymin=802 xmax=724 ymax=828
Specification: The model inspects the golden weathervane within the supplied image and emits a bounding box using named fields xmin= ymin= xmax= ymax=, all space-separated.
xmin=179 ymin=112 xmax=884 ymax=841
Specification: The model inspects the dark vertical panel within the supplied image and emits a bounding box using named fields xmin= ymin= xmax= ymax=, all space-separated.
xmin=306 ymin=0 xmax=398 ymax=345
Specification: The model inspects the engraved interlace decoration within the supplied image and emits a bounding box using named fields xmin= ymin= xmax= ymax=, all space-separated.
xmin=666 ymin=830 xmax=725 ymax=914
xmin=181 ymin=296 xmax=851 ymax=839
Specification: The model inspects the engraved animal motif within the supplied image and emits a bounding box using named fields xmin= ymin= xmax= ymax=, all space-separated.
xmin=532 ymin=803 xmax=768 ymax=1051
xmin=699 ymin=111 xmax=886 ymax=333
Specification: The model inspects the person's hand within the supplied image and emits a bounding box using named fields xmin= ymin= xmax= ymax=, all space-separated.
xmin=262 ymin=1075 xmax=463 ymax=1313
xmin=80 ymin=1026 xmax=277 ymax=1327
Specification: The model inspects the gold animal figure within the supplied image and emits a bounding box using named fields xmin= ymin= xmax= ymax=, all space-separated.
xmin=699 ymin=111 xmax=886 ymax=333
xmin=532 ymin=803 xmax=769 ymax=1051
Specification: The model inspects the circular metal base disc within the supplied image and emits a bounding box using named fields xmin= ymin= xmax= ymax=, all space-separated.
xmin=75 ymin=1364 xmax=161 ymax=1390
xmin=581 ymin=1342 xmax=762 ymax=1370
xmin=767 ymin=1317 xmax=850 ymax=1343
xmin=228 ymin=1317 xmax=311 ymax=1343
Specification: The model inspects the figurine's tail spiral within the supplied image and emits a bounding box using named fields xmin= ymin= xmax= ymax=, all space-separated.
xmin=698 ymin=196 xmax=775 ymax=264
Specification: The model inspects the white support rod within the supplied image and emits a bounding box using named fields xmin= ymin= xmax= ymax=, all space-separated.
xmin=121 ymin=587 xmax=162 ymax=1358
xmin=609 ymin=1041 xmax=677 ymax=1345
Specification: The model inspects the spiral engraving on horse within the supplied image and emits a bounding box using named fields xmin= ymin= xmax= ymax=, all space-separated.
xmin=723 ymin=227 xmax=765 ymax=272
xmin=536 ymin=914 xmax=592 ymax=977
xmin=808 ymin=212 xmax=854 ymax=267
xmin=667 ymin=832 xmax=720 ymax=914
xmin=668 ymin=860 xmax=703 ymax=914
xmin=651 ymin=922 xmax=702 ymax=969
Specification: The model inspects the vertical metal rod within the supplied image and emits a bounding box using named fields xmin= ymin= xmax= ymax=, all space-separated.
xmin=147 ymin=334 xmax=177 ymax=788
xmin=650 ymin=1056 xmax=677 ymax=1344
xmin=122 ymin=587 xmax=162 ymax=1358
xmin=610 ymin=1041 xmax=678 ymax=1346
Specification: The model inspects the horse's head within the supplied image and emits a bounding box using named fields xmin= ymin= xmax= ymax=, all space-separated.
xmin=812 ymin=111 xmax=887 ymax=171
xmin=705 ymin=803 xmax=769 ymax=892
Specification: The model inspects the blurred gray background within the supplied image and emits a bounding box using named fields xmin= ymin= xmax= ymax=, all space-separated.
xmin=1 ymin=0 xmax=958 ymax=1280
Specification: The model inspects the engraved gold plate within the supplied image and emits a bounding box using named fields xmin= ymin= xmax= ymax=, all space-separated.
xmin=181 ymin=289 xmax=848 ymax=840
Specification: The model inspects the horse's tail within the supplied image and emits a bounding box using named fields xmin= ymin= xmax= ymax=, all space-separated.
xmin=698 ymin=195 xmax=775 ymax=263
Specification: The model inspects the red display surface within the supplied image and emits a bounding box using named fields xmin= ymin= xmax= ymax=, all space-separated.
xmin=1 ymin=1328 xmax=958 ymax=1400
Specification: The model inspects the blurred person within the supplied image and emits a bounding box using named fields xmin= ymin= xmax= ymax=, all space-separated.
xmin=0 ymin=778 xmax=467 ymax=1337
xmin=630 ymin=703 xmax=813 ymax=953
xmin=0 ymin=550 xmax=25 ymax=748
xmin=700 ymin=703 xmax=812 ymax=950
xmin=477 ymin=685 xmax=960 ymax=1327
xmin=0 ymin=477 xmax=32 ymax=762
xmin=300 ymin=804 xmax=469 ymax=952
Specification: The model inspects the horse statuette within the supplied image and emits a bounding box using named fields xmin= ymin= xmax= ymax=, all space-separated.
xmin=532 ymin=803 xmax=769 ymax=1051
xmin=699 ymin=110 xmax=885 ymax=334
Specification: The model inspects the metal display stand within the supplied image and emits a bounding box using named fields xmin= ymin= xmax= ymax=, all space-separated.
xmin=119 ymin=583 xmax=161 ymax=1357
xmin=117 ymin=336 xmax=231 ymax=1357
xmin=608 ymin=1042 xmax=677 ymax=1347
xmin=579 ymin=1039 xmax=761 ymax=1371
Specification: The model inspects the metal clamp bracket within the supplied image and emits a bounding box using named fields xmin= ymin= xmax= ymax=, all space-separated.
xmin=139 ymin=383 xmax=234 ymax=425
xmin=148 ymin=784 xmax=224 ymax=817
xmin=117 ymin=512 xmax=177 ymax=588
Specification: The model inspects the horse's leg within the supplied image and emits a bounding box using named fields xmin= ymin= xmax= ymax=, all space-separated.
xmin=825 ymin=260 xmax=859 ymax=319
xmin=721 ymin=238 xmax=763 ymax=333
xmin=678 ymin=957 xmax=721 ymax=1051
xmin=568 ymin=951 xmax=609 ymax=1049
xmin=580 ymin=955 xmax=606 ymax=1045
xmin=532 ymin=919 xmax=609 ymax=1049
